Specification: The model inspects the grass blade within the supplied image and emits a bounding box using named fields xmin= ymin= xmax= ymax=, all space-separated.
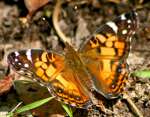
xmin=15 ymin=97 xmax=54 ymax=114
xmin=61 ymin=103 xmax=73 ymax=117
xmin=132 ymin=70 xmax=150 ymax=78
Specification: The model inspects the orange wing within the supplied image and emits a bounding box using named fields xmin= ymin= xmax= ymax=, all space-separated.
xmin=79 ymin=11 xmax=138 ymax=99
xmin=8 ymin=49 xmax=93 ymax=108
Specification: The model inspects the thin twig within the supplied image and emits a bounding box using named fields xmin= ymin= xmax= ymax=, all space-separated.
xmin=123 ymin=93 xmax=143 ymax=117
xmin=52 ymin=0 xmax=72 ymax=45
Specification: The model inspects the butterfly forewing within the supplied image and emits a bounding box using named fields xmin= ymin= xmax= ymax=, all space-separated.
xmin=8 ymin=49 xmax=93 ymax=108
xmin=79 ymin=11 xmax=138 ymax=99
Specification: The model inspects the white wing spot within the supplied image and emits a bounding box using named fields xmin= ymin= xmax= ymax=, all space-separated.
xmin=120 ymin=14 xmax=126 ymax=20
xmin=26 ymin=49 xmax=32 ymax=62
xmin=15 ymin=58 xmax=18 ymax=62
xmin=15 ymin=52 xmax=19 ymax=56
xmin=24 ymin=63 xmax=29 ymax=68
xmin=127 ymin=20 xmax=131 ymax=23
xmin=122 ymin=29 xmax=127 ymax=34
xmin=106 ymin=21 xmax=118 ymax=33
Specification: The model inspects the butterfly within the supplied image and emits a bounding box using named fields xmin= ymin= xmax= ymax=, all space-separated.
xmin=7 ymin=10 xmax=138 ymax=109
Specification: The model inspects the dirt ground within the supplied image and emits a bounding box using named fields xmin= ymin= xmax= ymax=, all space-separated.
xmin=0 ymin=0 xmax=150 ymax=117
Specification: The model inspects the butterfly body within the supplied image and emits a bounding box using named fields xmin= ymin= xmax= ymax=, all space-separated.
xmin=8 ymin=10 xmax=138 ymax=109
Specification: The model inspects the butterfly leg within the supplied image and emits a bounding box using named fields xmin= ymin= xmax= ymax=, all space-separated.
xmin=96 ymin=100 xmax=106 ymax=113
xmin=89 ymin=92 xmax=115 ymax=115
xmin=89 ymin=93 xmax=106 ymax=113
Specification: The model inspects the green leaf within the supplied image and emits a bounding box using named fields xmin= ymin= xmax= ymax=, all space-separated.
xmin=132 ymin=70 xmax=150 ymax=78
xmin=61 ymin=103 xmax=73 ymax=117
xmin=15 ymin=97 xmax=54 ymax=114
xmin=6 ymin=113 xmax=12 ymax=117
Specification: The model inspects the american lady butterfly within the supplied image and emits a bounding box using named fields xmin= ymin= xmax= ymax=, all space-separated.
xmin=8 ymin=11 xmax=138 ymax=109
